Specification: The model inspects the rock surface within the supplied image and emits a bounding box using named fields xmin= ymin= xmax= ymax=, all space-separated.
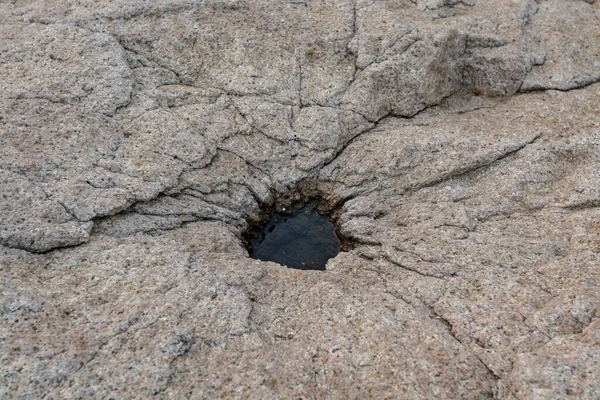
xmin=1 ymin=0 xmax=599 ymax=398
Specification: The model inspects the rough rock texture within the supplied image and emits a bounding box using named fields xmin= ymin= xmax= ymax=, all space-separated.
xmin=1 ymin=0 xmax=599 ymax=398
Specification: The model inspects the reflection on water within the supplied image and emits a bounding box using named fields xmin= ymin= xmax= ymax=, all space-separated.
xmin=248 ymin=205 xmax=341 ymax=270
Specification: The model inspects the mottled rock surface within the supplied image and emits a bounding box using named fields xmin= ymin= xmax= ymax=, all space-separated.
xmin=1 ymin=0 xmax=599 ymax=398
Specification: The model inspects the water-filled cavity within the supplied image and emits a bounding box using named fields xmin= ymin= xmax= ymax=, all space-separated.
xmin=247 ymin=202 xmax=341 ymax=270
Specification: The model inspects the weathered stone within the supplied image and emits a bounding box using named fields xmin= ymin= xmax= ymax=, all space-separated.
xmin=1 ymin=0 xmax=599 ymax=398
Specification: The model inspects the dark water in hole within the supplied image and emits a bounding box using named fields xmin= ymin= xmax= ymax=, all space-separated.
xmin=248 ymin=205 xmax=341 ymax=270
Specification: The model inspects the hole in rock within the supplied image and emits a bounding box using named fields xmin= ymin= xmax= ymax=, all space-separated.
xmin=246 ymin=199 xmax=341 ymax=270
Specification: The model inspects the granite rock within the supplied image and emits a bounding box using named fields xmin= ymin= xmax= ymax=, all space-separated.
xmin=1 ymin=0 xmax=599 ymax=398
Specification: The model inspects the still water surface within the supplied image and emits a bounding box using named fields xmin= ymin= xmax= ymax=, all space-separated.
xmin=249 ymin=205 xmax=341 ymax=270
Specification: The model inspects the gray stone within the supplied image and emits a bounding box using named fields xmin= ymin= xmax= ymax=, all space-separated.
xmin=1 ymin=0 xmax=599 ymax=398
